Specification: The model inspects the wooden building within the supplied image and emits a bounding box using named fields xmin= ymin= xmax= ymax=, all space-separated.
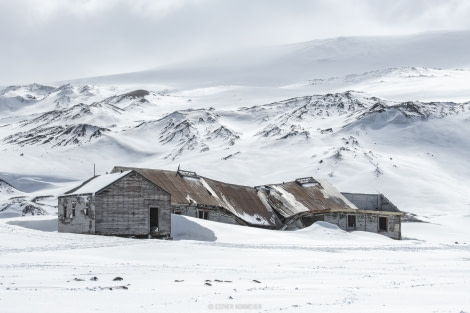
xmin=59 ymin=166 xmax=402 ymax=240
xmin=110 ymin=166 xmax=282 ymax=229
xmin=58 ymin=170 xmax=171 ymax=238
xmin=257 ymin=177 xmax=402 ymax=239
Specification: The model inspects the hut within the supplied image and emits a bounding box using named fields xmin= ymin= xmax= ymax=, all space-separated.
xmin=58 ymin=170 xmax=171 ymax=238
xmin=59 ymin=166 xmax=402 ymax=239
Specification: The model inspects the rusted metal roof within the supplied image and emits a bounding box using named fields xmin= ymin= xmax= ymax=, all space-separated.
xmin=202 ymin=177 xmax=280 ymax=227
xmin=108 ymin=167 xmax=365 ymax=227
xmin=64 ymin=166 xmax=396 ymax=230
xmin=111 ymin=166 xmax=281 ymax=228
xmin=258 ymin=179 xmax=359 ymax=218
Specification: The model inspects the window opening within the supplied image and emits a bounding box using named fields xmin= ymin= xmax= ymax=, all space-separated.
xmin=198 ymin=210 xmax=209 ymax=220
xmin=295 ymin=177 xmax=320 ymax=187
xmin=177 ymin=169 xmax=200 ymax=181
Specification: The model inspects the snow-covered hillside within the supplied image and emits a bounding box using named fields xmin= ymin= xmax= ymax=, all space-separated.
xmin=0 ymin=179 xmax=51 ymax=218
xmin=0 ymin=30 xmax=469 ymax=234
xmin=1 ymin=83 xmax=469 ymax=227
xmin=0 ymin=30 xmax=470 ymax=313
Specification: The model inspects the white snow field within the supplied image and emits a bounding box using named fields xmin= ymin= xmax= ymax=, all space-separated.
xmin=1 ymin=31 xmax=470 ymax=312
xmin=0 ymin=214 xmax=469 ymax=313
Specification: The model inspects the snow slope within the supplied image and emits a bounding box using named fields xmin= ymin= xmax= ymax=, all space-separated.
xmin=1 ymin=87 xmax=468 ymax=230
xmin=0 ymin=214 xmax=468 ymax=313
xmin=304 ymin=67 xmax=470 ymax=102
xmin=67 ymin=30 xmax=470 ymax=88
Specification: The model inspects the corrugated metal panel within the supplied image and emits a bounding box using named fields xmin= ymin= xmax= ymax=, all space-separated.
xmin=135 ymin=168 xmax=221 ymax=207
xmin=203 ymin=178 xmax=279 ymax=227
xmin=111 ymin=166 xmax=281 ymax=228
xmin=108 ymin=167 xmax=361 ymax=226
xmin=260 ymin=180 xmax=358 ymax=218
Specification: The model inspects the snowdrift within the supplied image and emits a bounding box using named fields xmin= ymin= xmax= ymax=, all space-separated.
xmin=171 ymin=214 xmax=393 ymax=246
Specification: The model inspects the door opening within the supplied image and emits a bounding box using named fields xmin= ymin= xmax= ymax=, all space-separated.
xmin=378 ymin=216 xmax=388 ymax=232
xmin=150 ymin=207 xmax=159 ymax=234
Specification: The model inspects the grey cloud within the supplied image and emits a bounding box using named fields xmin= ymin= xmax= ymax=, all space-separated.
xmin=1 ymin=0 xmax=469 ymax=85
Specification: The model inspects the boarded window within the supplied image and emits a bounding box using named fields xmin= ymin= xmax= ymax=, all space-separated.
xmin=379 ymin=216 xmax=388 ymax=231
xmin=347 ymin=215 xmax=356 ymax=229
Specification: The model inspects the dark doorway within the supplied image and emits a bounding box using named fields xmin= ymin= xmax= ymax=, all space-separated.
xmin=150 ymin=207 xmax=159 ymax=232
xmin=347 ymin=215 xmax=356 ymax=229
xmin=378 ymin=216 xmax=388 ymax=231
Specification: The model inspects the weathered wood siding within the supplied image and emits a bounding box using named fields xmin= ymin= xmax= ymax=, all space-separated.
xmin=172 ymin=205 xmax=239 ymax=225
xmin=58 ymin=194 xmax=95 ymax=234
xmin=323 ymin=211 xmax=401 ymax=240
xmin=94 ymin=172 xmax=171 ymax=237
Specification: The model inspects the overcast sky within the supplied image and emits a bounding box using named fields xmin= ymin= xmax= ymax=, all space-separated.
xmin=1 ymin=0 xmax=469 ymax=85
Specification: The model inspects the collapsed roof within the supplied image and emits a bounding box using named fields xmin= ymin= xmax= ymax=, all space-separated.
xmin=109 ymin=166 xmax=358 ymax=228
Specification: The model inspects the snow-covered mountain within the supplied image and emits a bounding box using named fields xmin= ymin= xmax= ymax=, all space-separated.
xmin=1 ymin=85 xmax=469 ymax=222
xmin=0 ymin=179 xmax=50 ymax=217
xmin=2 ymin=86 xmax=468 ymax=159
xmin=66 ymin=30 xmax=470 ymax=88
xmin=1 ymin=31 xmax=470 ymax=313
xmin=0 ymin=179 xmax=21 ymax=196
xmin=0 ymin=31 xmax=470 ymax=232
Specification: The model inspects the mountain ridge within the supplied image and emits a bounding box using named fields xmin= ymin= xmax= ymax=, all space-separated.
xmin=2 ymin=88 xmax=468 ymax=152
xmin=1 ymin=31 xmax=469 ymax=226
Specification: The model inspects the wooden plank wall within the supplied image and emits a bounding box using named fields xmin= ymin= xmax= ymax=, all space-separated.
xmin=324 ymin=212 xmax=401 ymax=240
xmin=94 ymin=172 xmax=171 ymax=237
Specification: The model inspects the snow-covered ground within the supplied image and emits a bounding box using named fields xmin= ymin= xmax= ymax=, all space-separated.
xmin=0 ymin=214 xmax=469 ymax=313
